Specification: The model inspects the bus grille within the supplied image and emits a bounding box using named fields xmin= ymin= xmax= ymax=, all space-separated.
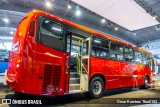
xmin=42 ymin=65 xmax=61 ymax=94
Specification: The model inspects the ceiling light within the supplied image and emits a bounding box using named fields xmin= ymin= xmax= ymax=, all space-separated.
xmin=133 ymin=32 xmax=137 ymax=35
xmin=76 ymin=10 xmax=81 ymax=16
xmin=68 ymin=4 xmax=72 ymax=9
xmin=114 ymin=27 xmax=119 ymax=31
xmin=46 ymin=1 xmax=52 ymax=8
xmin=155 ymin=26 xmax=160 ymax=31
xmin=3 ymin=18 xmax=9 ymax=23
xmin=152 ymin=16 xmax=157 ymax=20
xmin=101 ymin=19 xmax=106 ymax=23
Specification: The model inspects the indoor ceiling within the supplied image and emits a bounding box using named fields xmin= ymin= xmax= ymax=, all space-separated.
xmin=0 ymin=0 xmax=160 ymax=46
xmin=72 ymin=0 xmax=159 ymax=31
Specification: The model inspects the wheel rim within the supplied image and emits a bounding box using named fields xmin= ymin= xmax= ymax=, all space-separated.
xmin=92 ymin=81 xmax=102 ymax=95
xmin=145 ymin=78 xmax=148 ymax=88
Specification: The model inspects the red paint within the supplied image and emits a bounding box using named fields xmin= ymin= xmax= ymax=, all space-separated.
xmin=6 ymin=10 xmax=153 ymax=96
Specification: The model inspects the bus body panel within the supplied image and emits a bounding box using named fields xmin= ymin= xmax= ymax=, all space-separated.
xmin=90 ymin=57 xmax=152 ymax=90
xmin=34 ymin=42 xmax=67 ymax=95
xmin=7 ymin=11 xmax=67 ymax=96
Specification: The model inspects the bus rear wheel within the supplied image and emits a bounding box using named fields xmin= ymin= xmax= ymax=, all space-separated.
xmin=89 ymin=76 xmax=104 ymax=98
xmin=142 ymin=77 xmax=149 ymax=89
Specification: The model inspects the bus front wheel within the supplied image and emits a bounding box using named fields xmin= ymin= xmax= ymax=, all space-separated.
xmin=89 ymin=76 xmax=104 ymax=98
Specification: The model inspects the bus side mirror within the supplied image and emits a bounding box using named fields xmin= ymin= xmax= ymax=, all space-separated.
xmin=29 ymin=20 xmax=36 ymax=37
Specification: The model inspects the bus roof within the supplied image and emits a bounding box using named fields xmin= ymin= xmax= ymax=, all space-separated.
xmin=29 ymin=10 xmax=152 ymax=55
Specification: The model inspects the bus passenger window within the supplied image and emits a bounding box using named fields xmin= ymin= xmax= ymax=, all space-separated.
xmin=117 ymin=54 xmax=123 ymax=61
xmin=92 ymin=49 xmax=96 ymax=56
xmin=101 ymin=40 xmax=109 ymax=57
xmin=124 ymin=47 xmax=134 ymax=62
xmin=91 ymin=37 xmax=109 ymax=58
xmin=110 ymin=43 xmax=116 ymax=60
xmin=116 ymin=44 xmax=123 ymax=61
xmin=134 ymin=51 xmax=143 ymax=63
xmin=92 ymin=38 xmax=100 ymax=47
xmin=110 ymin=53 xmax=116 ymax=60
xmin=101 ymin=40 xmax=109 ymax=49
xmin=143 ymin=53 xmax=149 ymax=65
xmin=41 ymin=20 xmax=63 ymax=38
xmin=38 ymin=16 xmax=65 ymax=51
xmin=96 ymin=50 xmax=100 ymax=57
xmin=110 ymin=43 xmax=123 ymax=61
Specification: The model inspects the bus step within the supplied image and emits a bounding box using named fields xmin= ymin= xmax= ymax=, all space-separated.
xmin=69 ymin=84 xmax=80 ymax=91
xmin=70 ymin=69 xmax=77 ymax=72
xmin=70 ymin=72 xmax=80 ymax=78
xmin=70 ymin=65 xmax=77 ymax=69
xmin=69 ymin=90 xmax=81 ymax=93
xmin=69 ymin=78 xmax=80 ymax=84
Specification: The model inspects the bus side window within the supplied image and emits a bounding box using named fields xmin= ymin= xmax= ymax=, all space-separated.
xmin=101 ymin=39 xmax=110 ymax=57
xmin=91 ymin=37 xmax=109 ymax=58
xmin=92 ymin=37 xmax=100 ymax=57
xmin=116 ymin=44 xmax=123 ymax=61
xmin=143 ymin=53 xmax=149 ymax=65
xmin=124 ymin=47 xmax=134 ymax=62
xmin=37 ymin=16 xmax=65 ymax=52
xmin=129 ymin=48 xmax=134 ymax=62
xmin=134 ymin=51 xmax=143 ymax=64
xmin=110 ymin=43 xmax=123 ymax=61
xmin=110 ymin=43 xmax=117 ymax=60
xmin=92 ymin=48 xmax=96 ymax=56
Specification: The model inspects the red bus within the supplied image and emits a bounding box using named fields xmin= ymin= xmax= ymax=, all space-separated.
xmin=6 ymin=10 xmax=155 ymax=98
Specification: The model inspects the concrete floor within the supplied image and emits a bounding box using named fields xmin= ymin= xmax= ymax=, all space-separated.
xmin=0 ymin=84 xmax=160 ymax=107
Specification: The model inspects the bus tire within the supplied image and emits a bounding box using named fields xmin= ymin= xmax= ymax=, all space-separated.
xmin=142 ymin=77 xmax=149 ymax=89
xmin=89 ymin=76 xmax=104 ymax=99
